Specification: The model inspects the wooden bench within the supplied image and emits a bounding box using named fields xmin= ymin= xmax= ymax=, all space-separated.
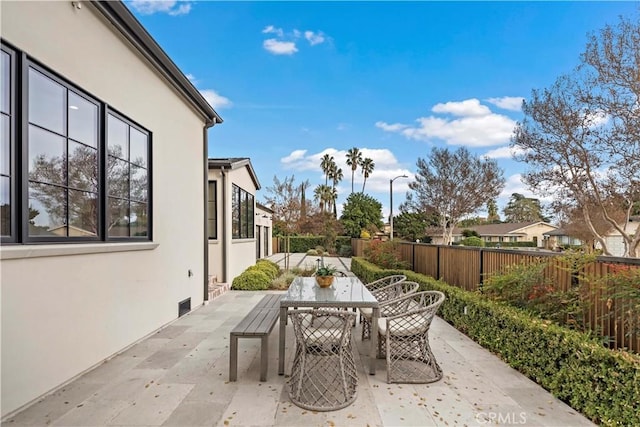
xmin=229 ymin=294 xmax=282 ymax=382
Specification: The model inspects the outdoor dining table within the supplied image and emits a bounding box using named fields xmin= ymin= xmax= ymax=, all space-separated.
xmin=278 ymin=276 xmax=381 ymax=376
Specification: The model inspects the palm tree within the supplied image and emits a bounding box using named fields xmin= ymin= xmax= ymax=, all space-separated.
xmin=345 ymin=147 xmax=362 ymax=194
xmin=361 ymin=157 xmax=375 ymax=193
xmin=313 ymin=184 xmax=333 ymax=214
xmin=328 ymin=165 xmax=343 ymax=217
xmin=299 ymin=179 xmax=310 ymax=220
xmin=320 ymin=153 xmax=334 ymax=186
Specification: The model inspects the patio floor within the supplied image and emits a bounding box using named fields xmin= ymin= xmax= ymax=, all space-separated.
xmin=2 ymin=254 xmax=595 ymax=427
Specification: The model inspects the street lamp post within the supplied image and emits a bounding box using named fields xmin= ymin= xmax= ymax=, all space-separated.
xmin=389 ymin=174 xmax=408 ymax=240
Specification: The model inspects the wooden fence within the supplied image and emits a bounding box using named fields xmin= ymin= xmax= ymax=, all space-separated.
xmin=352 ymin=238 xmax=640 ymax=353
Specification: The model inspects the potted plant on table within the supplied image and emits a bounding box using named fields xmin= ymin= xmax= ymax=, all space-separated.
xmin=315 ymin=263 xmax=338 ymax=288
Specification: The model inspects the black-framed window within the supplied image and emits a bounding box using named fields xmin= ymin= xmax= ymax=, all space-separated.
xmin=207 ymin=180 xmax=217 ymax=239
xmin=0 ymin=42 xmax=151 ymax=243
xmin=1 ymin=46 xmax=14 ymax=242
xmin=231 ymin=183 xmax=254 ymax=239
xmin=107 ymin=113 xmax=149 ymax=238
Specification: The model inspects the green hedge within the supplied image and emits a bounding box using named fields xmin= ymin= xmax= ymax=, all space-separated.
xmin=277 ymin=235 xmax=352 ymax=253
xmin=351 ymin=257 xmax=640 ymax=426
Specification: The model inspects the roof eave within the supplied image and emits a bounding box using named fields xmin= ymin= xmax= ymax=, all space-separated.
xmin=90 ymin=1 xmax=222 ymax=125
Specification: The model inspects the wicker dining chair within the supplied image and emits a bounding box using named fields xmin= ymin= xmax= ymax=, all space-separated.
xmin=377 ymin=290 xmax=445 ymax=384
xmin=357 ymin=274 xmax=407 ymax=327
xmin=360 ymin=280 xmax=419 ymax=340
xmin=287 ymin=309 xmax=358 ymax=411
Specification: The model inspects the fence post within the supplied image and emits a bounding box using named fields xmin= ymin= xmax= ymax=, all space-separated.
xmin=436 ymin=246 xmax=440 ymax=280
xmin=479 ymin=249 xmax=484 ymax=285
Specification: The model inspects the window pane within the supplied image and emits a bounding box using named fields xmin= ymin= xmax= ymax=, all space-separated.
xmin=107 ymin=114 xmax=128 ymax=160
xmin=248 ymin=194 xmax=254 ymax=238
xmin=1 ymin=113 xmax=9 ymax=175
xmin=29 ymin=68 xmax=65 ymax=134
xmin=129 ymin=127 xmax=147 ymax=167
xmin=130 ymin=165 xmax=147 ymax=202
xmin=130 ymin=202 xmax=147 ymax=237
xmin=107 ymin=156 xmax=129 ymax=197
xmin=207 ymin=219 xmax=216 ymax=239
xmin=240 ymin=191 xmax=248 ymax=238
xmin=68 ymin=141 xmax=97 ymax=192
xmin=108 ymin=196 xmax=129 ymax=237
xmin=232 ymin=186 xmax=239 ymax=238
xmin=68 ymin=189 xmax=97 ymax=236
xmin=1 ymin=175 xmax=10 ymax=236
xmin=68 ymin=92 xmax=97 ymax=147
xmin=28 ymin=125 xmax=65 ymax=186
xmin=28 ymin=182 xmax=65 ymax=236
xmin=1 ymin=50 xmax=9 ymax=114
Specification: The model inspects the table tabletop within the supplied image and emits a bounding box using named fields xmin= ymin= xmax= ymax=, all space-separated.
xmin=280 ymin=276 xmax=379 ymax=308
xmin=278 ymin=275 xmax=380 ymax=376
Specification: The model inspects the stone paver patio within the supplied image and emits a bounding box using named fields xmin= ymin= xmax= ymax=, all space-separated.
xmin=2 ymin=254 xmax=595 ymax=426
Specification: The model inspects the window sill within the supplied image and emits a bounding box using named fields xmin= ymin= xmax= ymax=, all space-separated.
xmin=0 ymin=242 xmax=159 ymax=260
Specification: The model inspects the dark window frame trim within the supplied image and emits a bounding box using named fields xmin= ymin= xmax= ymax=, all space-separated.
xmin=207 ymin=180 xmax=217 ymax=240
xmin=1 ymin=41 xmax=153 ymax=245
xmin=1 ymin=44 xmax=17 ymax=244
xmin=23 ymin=59 xmax=103 ymax=243
xmin=105 ymin=109 xmax=152 ymax=242
xmin=231 ymin=183 xmax=255 ymax=240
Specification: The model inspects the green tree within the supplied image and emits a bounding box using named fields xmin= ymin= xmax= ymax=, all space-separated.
xmin=408 ymin=147 xmax=505 ymax=245
xmin=340 ymin=192 xmax=383 ymax=237
xmin=345 ymin=147 xmax=363 ymax=194
xmin=299 ymin=179 xmax=310 ymax=221
xmin=328 ymin=164 xmax=343 ymax=217
xmin=502 ymin=193 xmax=549 ymax=223
xmin=313 ymin=184 xmax=333 ymax=214
xmin=393 ymin=211 xmax=434 ymax=242
xmin=360 ymin=157 xmax=375 ymax=193
xmin=320 ymin=153 xmax=335 ymax=187
xmin=487 ymin=199 xmax=500 ymax=223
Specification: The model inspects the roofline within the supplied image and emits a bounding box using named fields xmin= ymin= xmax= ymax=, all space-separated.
xmin=90 ymin=1 xmax=222 ymax=125
xmin=256 ymin=202 xmax=274 ymax=214
xmin=208 ymin=158 xmax=261 ymax=190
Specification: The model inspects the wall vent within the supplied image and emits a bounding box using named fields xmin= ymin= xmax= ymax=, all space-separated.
xmin=178 ymin=298 xmax=191 ymax=317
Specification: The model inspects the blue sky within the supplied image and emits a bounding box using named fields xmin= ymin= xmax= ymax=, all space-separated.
xmin=126 ymin=1 xmax=639 ymax=221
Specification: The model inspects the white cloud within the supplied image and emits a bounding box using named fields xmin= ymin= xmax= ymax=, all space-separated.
xmin=375 ymin=121 xmax=409 ymax=132
xmin=263 ymin=39 xmax=298 ymax=55
xmin=486 ymin=96 xmax=525 ymax=111
xmin=483 ymin=145 xmax=526 ymax=159
xmin=200 ymin=89 xmax=232 ymax=110
xmin=129 ymin=1 xmax=191 ymax=16
xmin=377 ymin=98 xmax=517 ymax=147
xmin=261 ymin=26 xmax=327 ymax=55
xmin=304 ymin=31 xmax=326 ymax=46
xmin=281 ymin=150 xmax=308 ymax=164
xmin=262 ymin=25 xmax=284 ymax=37
xmin=432 ymin=98 xmax=491 ymax=117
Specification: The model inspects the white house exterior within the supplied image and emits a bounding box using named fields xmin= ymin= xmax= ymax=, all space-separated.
xmin=0 ymin=1 xmax=221 ymax=417
xmin=207 ymin=158 xmax=267 ymax=284
xmin=256 ymin=202 xmax=274 ymax=259
xmin=429 ymin=222 xmax=558 ymax=247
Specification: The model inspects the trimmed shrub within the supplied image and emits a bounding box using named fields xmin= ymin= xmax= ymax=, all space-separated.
xmin=351 ymin=257 xmax=640 ymax=426
xmin=231 ymin=270 xmax=270 ymax=290
xmin=459 ymin=236 xmax=484 ymax=247
xmin=338 ymin=244 xmax=353 ymax=257
xmin=255 ymin=259 xmax=280 ymax=279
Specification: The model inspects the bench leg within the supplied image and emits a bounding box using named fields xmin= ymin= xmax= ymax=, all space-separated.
xmin=260 ymin=335 xmax=269 ymax=382
xmin=229 ymin=334 xmax=238 ymax=382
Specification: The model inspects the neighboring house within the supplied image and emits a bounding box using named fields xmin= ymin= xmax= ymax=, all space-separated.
xmin=256 ymin=202 xmax=274 ymax=259
xmin=0 ymin=1 xmax=221 ymax=417
xmin=207 ymin=158 xmax=268 ymax=284
xmin=598 ymin=216 xmax=640 ymax=257
xmin=428 ymin=222 xmax=558 ymax=247
xmin=543 ymin=228 xmax=584 ymax=250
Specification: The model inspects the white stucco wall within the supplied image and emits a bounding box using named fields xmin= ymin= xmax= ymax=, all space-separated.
xmin=1 ymin=2 xmax=207 ymax=416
